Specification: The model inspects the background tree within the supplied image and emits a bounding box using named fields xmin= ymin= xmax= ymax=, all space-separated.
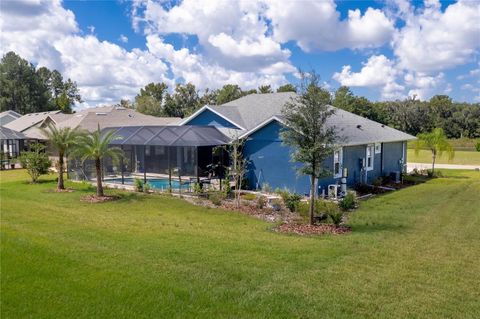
xmin=18 ymin=143 xmax=51 ymax=183
xmin=281 ymin=71 xmax=340 ymax=225
xmin=198 ymin=88 xmax=218 ymax=106
xmin=277 ymin=84 xmax=296 ymax=93
xmin=216 ymin=84 xmax=243 ymax=105
xmin=0 ymin=51 xmax=81 ymax=114
xmin=135 ymin=82 xmax=168 ymax=116
xmin=163 ymin=83 xmax=200 ymax=118
xmin=74 ymin=127 xmax=123 ymax=197
xmin=0 ymin=52 xmax=50 ymax=114
xmin=415 ymin=128 xmax=454 ymax=175
xmin=258 ymin=85 xmax=273 ymax=94
xmin=41 ymin=124 xmax=80 ymax=190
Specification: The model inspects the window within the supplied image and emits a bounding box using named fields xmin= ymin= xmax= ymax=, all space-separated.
xmin=375 ymin=143 xmax=381 ymax=154
xmin=333 ymin=148 xmax=343 ymax=178
xmin=366 ymin=145 xmax=374 ymax=171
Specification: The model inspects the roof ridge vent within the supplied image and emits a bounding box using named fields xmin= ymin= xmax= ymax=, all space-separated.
xmin=356 ymin=124 xmax=362 ymax=129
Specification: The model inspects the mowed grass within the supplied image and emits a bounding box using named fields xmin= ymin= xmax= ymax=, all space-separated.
xmin=1 ymin=170 xmax=480 ymax=318
xmin=408 ymin=149 xmax=480 ymax=165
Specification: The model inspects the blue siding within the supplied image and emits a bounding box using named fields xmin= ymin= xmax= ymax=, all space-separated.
xmin=382 ymin=141 xmax=406 ymax=175
xmin=184 ymin=109 xmax=240 ymax=129
xmin=244 ymin=121 xmax=311 ymax=195
xmin=187 ymin=112 xmax=409 ymax=193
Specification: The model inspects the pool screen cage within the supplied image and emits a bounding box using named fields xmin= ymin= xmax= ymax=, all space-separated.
xmin=67 ymin=125 xmax=231 ymax=192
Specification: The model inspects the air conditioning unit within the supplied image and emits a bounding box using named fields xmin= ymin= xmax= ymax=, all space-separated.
xmin=328 ymin=184 xmax=339 ymax=199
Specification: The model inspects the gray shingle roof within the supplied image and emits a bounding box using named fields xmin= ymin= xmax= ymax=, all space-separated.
xmin=3 ymin=111 xmax=61 ymax=132
xmin=205 ymin=92 xmax=415 ymax=145
xmin=57 ymin=106 xmax=181 ymax=132
xmin=0 ymin=110 xmax=22 ymax=125
xmin=0 ymin=126 xmax=27 ymax=140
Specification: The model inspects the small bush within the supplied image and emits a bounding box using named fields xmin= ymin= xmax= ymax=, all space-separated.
xmin=372 ymin=177 xmax=383 ymax=187
xmin=18 ymin=144 xmax=51 ymax=183
xmin=241 ymin=193 xmax=256 ymax=201
xmin=143 ymin=183 xmax=151 ymax=193
xmin=193 ymin=182 xmax=203 ymax=195
xmin=221 ymin=179 xmax=232 ymax=198
xmin=476 ymin=140 xmax=480 ymax=152
xmin=328 ymin=209 xmax=344 ymax=226
xmin=339 ymin=191 xmax=357 ymax=211
xmin=262 ymin=183 xmax=272 ymax=193
xmin=275 ymin=188 xmax=302 ymax=212
xmin=134 ymin=178 xmax=144 ymax=192
xmin=297 ymin=199 xmax=341 ymax=224
xmin=256 ymin=196 xmax=267 ymax=209
xmin=208 ymin=191 xmax=225 ymax=206
xmin=270 ymin=198 xmax=282 ymax=211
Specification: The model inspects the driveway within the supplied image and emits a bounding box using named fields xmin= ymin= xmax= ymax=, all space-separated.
xmin=407 ymin=162 xmax=480 ymax=172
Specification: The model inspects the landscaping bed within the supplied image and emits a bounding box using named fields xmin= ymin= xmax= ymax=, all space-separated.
xmin=274 ymin=223 xmax=351 ymax=235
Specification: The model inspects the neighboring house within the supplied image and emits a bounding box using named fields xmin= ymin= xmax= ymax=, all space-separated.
xmin=0 ymin=110 xmax=22 ymax=125
xmin=54 ymin=106 xmax=181 ymax=132
xmin=182 ymin=92 xmax=415 ymax=195
xmin=3 ymin=111 xmax=62 ymax=139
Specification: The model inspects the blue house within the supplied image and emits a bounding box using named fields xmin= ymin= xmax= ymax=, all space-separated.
xmin=182 ymin=92 xmax=415 ymax=196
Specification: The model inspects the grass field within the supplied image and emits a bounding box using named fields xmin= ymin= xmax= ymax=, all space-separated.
xmin=1 ymin=170 xmax=480 ymax=318
xmin=407 ymin=149 xmax=480 ymax=165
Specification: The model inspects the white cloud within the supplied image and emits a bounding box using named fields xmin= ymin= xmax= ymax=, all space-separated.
xmin=404 ymin=72 xmax=446 ymax=100
xmin=264 ymin=0 xmax=395 ymax=51
xmin=333 ymin=55 xmax=404 ymax=99
xmin=0 ymin=0 xmax=78 ymax=71
xmin=392 ymin=0 xmax=480 ymax=72
xmin=119 ymin=34 xmax=128 ymax=43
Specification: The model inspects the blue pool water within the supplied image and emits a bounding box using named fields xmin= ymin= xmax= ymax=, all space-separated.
xmin=106 ymin=178 xmax=190 ymax=190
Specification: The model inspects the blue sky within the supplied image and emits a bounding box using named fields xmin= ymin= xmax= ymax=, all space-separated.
xmin=1 ymin=0 xmax=479 ymax=106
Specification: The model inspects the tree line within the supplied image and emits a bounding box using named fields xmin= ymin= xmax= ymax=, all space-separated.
xmin=119 ymin=82 xmax=296 ymax=118
xmin=0 ymin=51 xmax=81 ymax=114
xmin=1 ymin=51 xmax=478 ymax=139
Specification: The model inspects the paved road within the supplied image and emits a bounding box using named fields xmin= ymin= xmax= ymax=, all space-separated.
xmin=407 ymin=162 xmax=480 ymax=172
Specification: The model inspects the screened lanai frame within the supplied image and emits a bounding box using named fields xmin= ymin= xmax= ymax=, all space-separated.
xmin=68 ymin=125 xmax=231 ymax=192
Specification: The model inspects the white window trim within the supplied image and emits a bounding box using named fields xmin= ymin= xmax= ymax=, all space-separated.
xmin=374 ymin=143 xmax=381 ymax=154
xmin=366 ymin=144 xmax=374 ymax=171
xmin=333 ymin=147 xmax=343 ymax=178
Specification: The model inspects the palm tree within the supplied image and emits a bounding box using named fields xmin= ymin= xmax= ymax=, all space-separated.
xmin=41 ymin=124 xmax=80 ymax=190
xmin=74 ymin=127 xmax=123 ymax=197
xmin=415 ymin=128 xmax=454 ymax=175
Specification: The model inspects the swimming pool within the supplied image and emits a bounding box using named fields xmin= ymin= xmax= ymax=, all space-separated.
xmin=105 ymin=178 xmax=190 ymax=190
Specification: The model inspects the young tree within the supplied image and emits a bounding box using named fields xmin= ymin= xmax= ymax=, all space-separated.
xmin=415 ymin=128 xmax=454 ymax=175
xmin=18 ymin=143 xmax=51 ymax=183
xmin=41 ymin=124 xmax=80 ymax=190
xmin=228 ymin=134 xmax=249 ymax=208
xmin=281 ymin=71 xmax=340 ymax=225
xmin=74 ymin=127 xmax=123 ymax=197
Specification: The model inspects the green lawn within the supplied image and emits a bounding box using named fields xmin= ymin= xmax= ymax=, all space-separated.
xmin=408 ymin=149 xmax=480 ymax=165
xmin=1 ymin=170 xmax=480 ymax=318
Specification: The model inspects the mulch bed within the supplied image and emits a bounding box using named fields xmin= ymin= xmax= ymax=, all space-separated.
xmin=274 ymin=223 xmax=351 ymax=235
xmin=43 ymin=188 xmax=75 ymax=193
xmin=80 ymin=195 xmax=120 ymax=203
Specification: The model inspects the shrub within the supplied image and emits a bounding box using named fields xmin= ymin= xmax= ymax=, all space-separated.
xmin=275 ymin=188 xmax=302 ymax=212
xmin=262 ymin=183 xmax=272 ymax=193
xmin=270 ymin=198 xmax=282 ymax=211
xmin=18 ymin=143 xmax=51 ymax=183
xmin=256 ymin=196 xmax=267 ymax=209
xmin=241 ymin=193 xmax=256 ymax=201
xmin=143 ymin=182 xmax=151 ymax=193
xmin=208 ymin=191 xmax=225 ymax=206
xmin=373 ymin=177 xmax=383 ymax=187
xmin=193 ymin=182 xmax=203 ymax=195
xmin=134 ymin=178 xmax=144 ymax=192
xmin=298 ymin=199 xmax=340 ymax=223
xmin=339 ymin=191 xmax=357 ymax=211
xmin=328 ymin=209 xmax=344 ymax=226
xmin=475 ymin=140 xmax=480 ymax=152
xmin=221 ymin=179 xmax=232 ymax=198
